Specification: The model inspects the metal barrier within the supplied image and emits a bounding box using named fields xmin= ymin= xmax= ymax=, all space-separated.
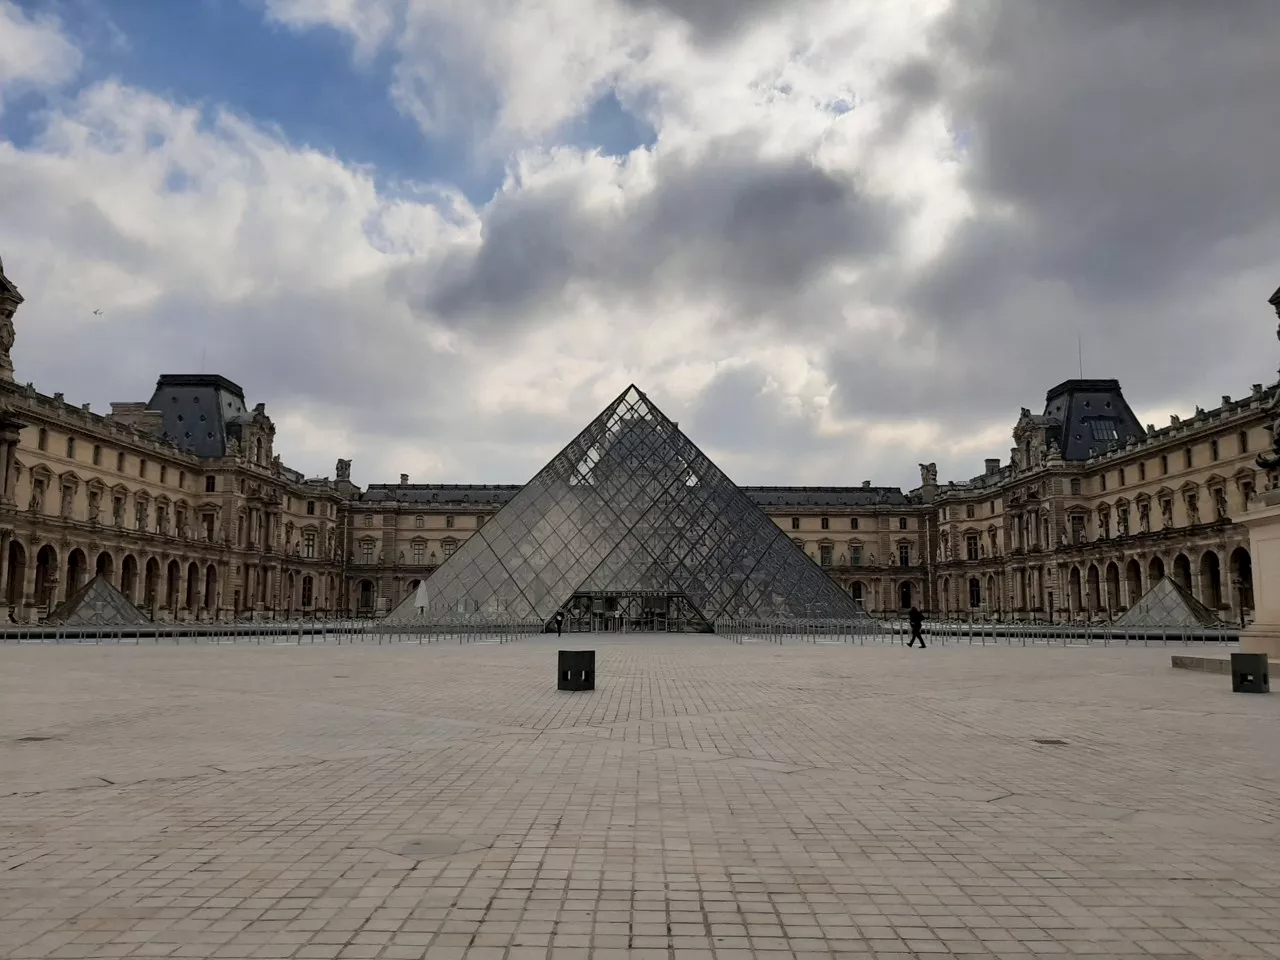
xmin=0 ymin=617 xmax=546 ymax=646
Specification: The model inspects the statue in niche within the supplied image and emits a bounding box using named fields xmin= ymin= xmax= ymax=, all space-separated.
xmin=30 ymin=479 xmax=45 ymax=513
xmin=88 ymin=491 xmax=100 ymax=522
xmin=1138 ymin=502 xmax=1150 ymax=533
xmin=1117 ymin=507 xmax=1129 ymax=536
xmin=335 ymin=459 xmax=352 ymax=481
xmin=1046 ymin=439 xmax=1061 ymax=461
xmin=1160 ymin=498 xmax=1173 ymax=529
xmin=919 ymin=463 xmax=937 ymax=486
xmin=60 ymin=485 xmax=73 ymax=518
xmin=1186 ymin=495 xmax=1200 ymax=526
xmin=226 ymin=437 xmax=241 ymax=457
xmin=1214 ymin=488 xmax=1229 ymax=520
xmin=1010 ymin=447 xmax=1022 ymax=471
xmin=113 ymin=496 xmax=124 ymax=526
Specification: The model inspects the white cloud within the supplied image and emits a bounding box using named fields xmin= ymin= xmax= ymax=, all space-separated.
xmin=0 ymin=0 xmax=82 ymax=110
xmin=4 ymin=0 xmax=1277 ymax=494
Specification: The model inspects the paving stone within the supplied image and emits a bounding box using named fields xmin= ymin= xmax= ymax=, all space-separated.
xmin=0 ymin=636 xmax=1278 ymax=959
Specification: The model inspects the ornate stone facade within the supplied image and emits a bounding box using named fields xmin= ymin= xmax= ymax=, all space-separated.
xmin=1 ymin=258 xmax=1269 ymax=623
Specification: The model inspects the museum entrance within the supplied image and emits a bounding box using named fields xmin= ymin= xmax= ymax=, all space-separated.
xmin=561 ymin=591 xmax=711 ymax=633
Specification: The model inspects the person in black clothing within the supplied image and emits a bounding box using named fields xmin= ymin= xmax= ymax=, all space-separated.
xmin=553 ymin=610 xmax=565 ymax=637
xmin=907 ymin=605 xmax=926 ymax=648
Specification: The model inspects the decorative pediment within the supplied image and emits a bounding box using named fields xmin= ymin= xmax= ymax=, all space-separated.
xmin=1134 ymin=491 xmax=1152 ymax=504
xmin=1179 ymin=480 xmax=1200 ymax=494
xmin=30 ymin=463 xmax=53 ymax=480
xmin=1114 ymin=496 xmax=1130 ymax=507
xmin=58 ymin=469 xmax=82 ymax=486
xmin=85 ymin=477 xmax=106 ymax=492
xmin=154 ymin=494 xmax=171 ymax=507
xmin=1154 ymin=485 xmax=1173 ymax=498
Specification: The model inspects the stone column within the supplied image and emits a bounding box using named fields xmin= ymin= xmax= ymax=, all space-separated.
xmin=1239 ymin=491 xmax=1280 ymax=658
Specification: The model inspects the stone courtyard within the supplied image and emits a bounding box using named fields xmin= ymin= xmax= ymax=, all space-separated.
xmin=1 ymin=636 xmax=1278 ymax=960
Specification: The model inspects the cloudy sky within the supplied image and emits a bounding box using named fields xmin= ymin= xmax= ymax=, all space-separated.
xmin=1 ymin=0 xmax=1277 ymax=490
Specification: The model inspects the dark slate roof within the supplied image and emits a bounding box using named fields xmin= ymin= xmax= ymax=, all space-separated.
xmin=146 ymin=374 xmax=249 ymax=459
xmin=361 ymin=484 xmax=523 ymax=506
xmin=740 ymin=486 xmax=910 ymax=507
xmin=1042 ymin=379 xmax=1145 ymax=462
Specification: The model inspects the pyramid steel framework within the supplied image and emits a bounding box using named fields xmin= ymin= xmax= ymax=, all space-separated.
xmin=386 ymin=385 xmax=866 ymax=628
xmin=1111 ymin=575 xmax=1223 ymax=629
xmin=46 ymin=573 xmax=152 ymax=626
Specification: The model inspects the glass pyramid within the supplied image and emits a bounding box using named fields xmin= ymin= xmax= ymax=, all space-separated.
xmin=386 ymin=385 xmax=867 ymax=629
xmin=1111 ymin=575 xmax=1223 ymax=629
xmin=46 ymin=573 xmax=152 ymax=626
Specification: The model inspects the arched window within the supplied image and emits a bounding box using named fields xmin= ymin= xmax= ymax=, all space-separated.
xmin=968 ymin=577 xmax=982 ymax=608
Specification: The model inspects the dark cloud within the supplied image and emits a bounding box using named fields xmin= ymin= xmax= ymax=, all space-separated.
xmin=615 ymin=0 xmax=802 ymax=42
xmin=411 ymin=135 xmax=899 ymax=332
xmin=830 ymin=0 xmax=1280 ymax=449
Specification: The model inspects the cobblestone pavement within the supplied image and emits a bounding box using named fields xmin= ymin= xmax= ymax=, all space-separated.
xmin=1 ymin=636 xmax=1278 ymax=959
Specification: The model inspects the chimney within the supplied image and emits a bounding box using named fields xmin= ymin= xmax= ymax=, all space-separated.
xmin=985 ymin=458 xmax=1000 ymax=475
xmin=399 ymin=473 xmax=409 ymax=485
xmin=107 ymin=402 xmax=165 ymax=437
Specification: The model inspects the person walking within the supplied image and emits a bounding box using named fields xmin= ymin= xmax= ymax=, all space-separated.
xmin=907 ymin=605 xmax=926 ymax=648
xmin=553 ymin=610 xmax=565 ymax=637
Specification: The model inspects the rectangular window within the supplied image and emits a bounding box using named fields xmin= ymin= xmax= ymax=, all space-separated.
xmin=359 ymin=541 xmax=374 ymax=564
xmin=413 ymin=543 xmax=425 ymax=564
xmin=1070 ymin=478 xmax=1081 ymax=496
xmin=898 ymin=544 xmax=911 ymax=566
xmin=139 ymin=459 xmax=147 ymax=479
xmin=819 ymin=544 xmax=833 ymax=567
xmin=477 ymin=516 xmax=486 ymax=528
xmin=1139 ymin=461 xmax=1146 ymax=481
xmin=1183 ymin=448 xmax=1192 ymax=469
xmin=117 ymin=452 xmax=125 ymax=472
xmin=1089 ymin=419 xmax=1119 ymax=441
xmin=205 ymin=475 xmax=216 ymax=493
xmin=92 ymin=445 xmax=101 ymax=466
xmin=160 ymin=465 xmax=168 ymax=484
xmin=37 ymin=429 xmax=48 ymax=452
xmin=446 ymin=515 xmax=456 ymax=529
xmin=820 ymin=517 xmax=829 ymax=530
xmin=966 ymin=535 xmax=979 ymax=561
xmin=1071 ymin=514 xmax=1086 ymax=544
xmin=66 ymin=437 xmax=76 ymax=459
xmin=790 ymin=517 xmax=800 ymax=530
xmin=1160 ymin=454 xmax=1169 ymax=475
xmin=850 ymin=545 xmax=862 ymax=566
xmin=303 ymin=531 xmax=316 ymax=559
xmin=850 ymin=517 xmax=859 ymax=530
xmin=1100 ymin=473 xmax=1107 ymax=492
xmin=1210 ymin=439 xmax=1219 ymax=462
xmin=898 ymin=517 xmax=908 ymax=530
xmin=442 ymin=539 xmax=457 ymax=557
xmin=203 ymin=514 xmax=215 ymax=541
xmin=1119 ymin=467 xmax=1126 ymax=486
xmin=178 ymin=471 xmax=185 ymax=489
xmin=306 ymin=500 xmax=316 ymax=515
xmin=965 ymin=504 xmax=975 ymax=519
xmin=1240 ymin=430 xmax=1250 ymax=455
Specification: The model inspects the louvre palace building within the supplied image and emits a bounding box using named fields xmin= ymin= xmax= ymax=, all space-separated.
xmin=0 ymin=258 xmax=1270 ymax=625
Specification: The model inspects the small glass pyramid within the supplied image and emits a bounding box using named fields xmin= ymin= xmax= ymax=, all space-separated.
xmin=387 ymin=385 xmax=866 ymax=629
xmin=1112 ymin=575 xmax=1222 ymax=628
xmin=46 ymin=573 xmax=152 ymax=626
